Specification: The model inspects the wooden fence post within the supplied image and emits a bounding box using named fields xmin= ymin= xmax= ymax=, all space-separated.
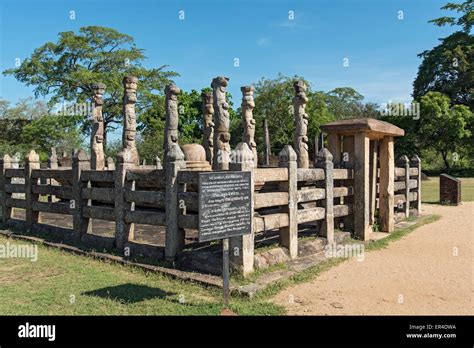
xmin=397 ymin=155 xmax=410 ymax=218
xmin=411 ymin=155 xmax=421 ymax=214
xmin=25 ymin=150 xmax=40 ymax=228
xmin=316 ymin=148 xmax=335 ymax=244
xmin=229 ymin=142 xmax=255 ymax=275
xmin=278 ymin=145 xmax=298 ymax=259
xmin=165 ymin=143 xmax=186 ymax=260
xmin=72 ymin=150 xmax=91 ymax=242
xmin=0 ymin=155 xmax=12 ymax=223
xmin=115 ymin=149 xmax=135 ymax=251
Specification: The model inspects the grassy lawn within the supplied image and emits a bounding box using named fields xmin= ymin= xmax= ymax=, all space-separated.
xmin=422 ymin=177 xmax=474 ymax=203
xmin=0 ymin=234 xmax=282 ymax=315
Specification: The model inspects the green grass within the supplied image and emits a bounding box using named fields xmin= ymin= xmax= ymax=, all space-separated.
xmin=422 ymin=177 xmax=474 ymax=203
xmin=0 ymin=234 xmax=282 ymax=315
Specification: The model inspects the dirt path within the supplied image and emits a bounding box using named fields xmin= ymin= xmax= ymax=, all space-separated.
xmin=273 ymin=203 xmax=474 ymax=315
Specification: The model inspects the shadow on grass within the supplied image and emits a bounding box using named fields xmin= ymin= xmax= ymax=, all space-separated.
xmin=83 ymin=283 xmax=175 ymax=304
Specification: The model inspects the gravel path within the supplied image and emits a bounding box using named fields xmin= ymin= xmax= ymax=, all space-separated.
xmin=273 ymin=203 xmax=474 ymax=315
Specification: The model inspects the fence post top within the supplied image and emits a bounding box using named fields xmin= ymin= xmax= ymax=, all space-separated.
xmin=240 ymin=85 xmax=254 ymax=93
xmin=73 ymin=149 xmax=89 ymax=162
xmin=123 ymin=76 xmax=138 ymax=85
xmin=234 ymin=142 xmax=254 ymax=163
xmin=397 ymin=155 xmax=410 ymax=165
xmin=317 ymin=148 xmax=333 ymax=163
xmin=411 ymin=155 xmax=421 ymax=164
xmin=2 ymin=154 xmax=12 ymax=164
xmin=167 ymin=143 xmax=185 ymax=162
xmin=211 ymin=76 xmax=229 ymax=88
xmin=278 ymin=145 xmax=297 ymax=163
xmin=165 ymin=83 xmax=181 ymax=96
xmin=25 ymin=150 xmax=39 ymax=163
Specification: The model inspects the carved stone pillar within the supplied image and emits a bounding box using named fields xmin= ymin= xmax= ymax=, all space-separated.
xmin=201 ymin=91 xmax=214 ymax=165
xmin=91 ymin=83 xmax=106 ymax=170
xmin=164 ymin=84 xmax=181 ymax=158
xmin=241 ymin=86 xmax=257 ymax=167
xmin=293 ymin=80 xmax=309 ymax=169
xmin=211 ymin=76 xmax=231 ymax=170
xmin=122 ymin=76 xmax=139 ymax=166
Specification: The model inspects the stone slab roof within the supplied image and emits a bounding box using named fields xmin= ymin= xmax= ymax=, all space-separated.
xmin=320 ymin=118 xmax=405 ymax=137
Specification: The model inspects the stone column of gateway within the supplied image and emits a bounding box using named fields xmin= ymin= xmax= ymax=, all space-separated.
xmin=211 ymin=76 xmax=231 ymax=170
xmin=164 ymin=83 xmax=181 ymax=158
xmin=201 ymin=91 xmax=214 ymax=165
xmin=293 ymin=80 xmax=310 ymax=169
xmin=90 ymin=83 xmax=106 ymax=170
xmin=241 ymin=86 xmax=257 ymax=167
xmin=122 ymin=76 xmax=139 ymax=166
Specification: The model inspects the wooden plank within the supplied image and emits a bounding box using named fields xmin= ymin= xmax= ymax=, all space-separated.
xmin=4 ymin=183 xmax=25 ymax=193
xmin=31 ymin=169 xmax=72 ymax=180
xmin=297 ymin=168 xmax=325 ymax=182
xmin=333 ymin=186 xmax=353 ymax=198
xmin=333 ymin=169 xmax=353 ymax=180
xmin=297 ymin=207 xmax=325 ymax=223
xmin=32 ymin=201 xmax=71 ymax=215
xmin=125 ymin=210 xmax=166 ymax=225
xmin=254 ymin=192 xmax=288 ymax=209
xmin=126 ymin=169 xmax=164 ymax=184
xmin=82 ymin=187 xmax=115 ymax=203
xmin=83 ymin=206 xmax=115 ymax=221
xmin=125 ymin=189 xmax=165 ymax=206
xmin=297 ymin=188 xmax=325 ymax=203
xmin=32 ymin=185 xmax=72 ymax=199
xmin=255 ymin=168 xmax=288 ymax=184
xmin=4 ymin=168 xmax=24 ymax=178
xmin=177 ymin=214 xmax=198 ymax=229
xmin=254 ymin=213 xmax=289 ymax=233
xmin=81 ymin=170 xmax=114 ymax=183
xmin=5 ymin=197 xmax=26 ymax=209
xmin=334 ymin=204 xmax=352 ymax=217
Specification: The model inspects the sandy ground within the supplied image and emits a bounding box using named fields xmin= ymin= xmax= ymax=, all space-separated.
xmin=273 ymin=203 xmax=474 ymax=315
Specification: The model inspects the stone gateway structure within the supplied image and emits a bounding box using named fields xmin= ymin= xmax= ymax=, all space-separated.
xmin=0 ymin=76 xmax=422 ymax=278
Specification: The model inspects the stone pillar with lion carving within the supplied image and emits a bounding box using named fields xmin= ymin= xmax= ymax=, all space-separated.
xmin=91 ymin=83 xmax=106 ymax=170
xmin=122 ymin=76 xmax=139 ymax=166
xmin=293 ymin=80 xmax=309 ymax=168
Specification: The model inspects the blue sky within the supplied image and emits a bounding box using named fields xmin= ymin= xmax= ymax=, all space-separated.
xmin=0 ymin=0 xmax=457 ymax=106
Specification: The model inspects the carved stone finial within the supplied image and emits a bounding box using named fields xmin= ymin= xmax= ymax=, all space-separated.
xmin=164 ymin=83 xmax=181 ymax=157
xmin=411 ymin=155 xmax=421 ymax=164
xmin=241 ymin=86 xmax=257 ymax=167
xmin=91 ymin=82 xmax=106 ymax=170
xmin=293 ymin=80 xmax=309 ymax=169
xmin=397 ymin=155 xmax=409 ymax=166
xmin=278 ymin=145 xmax=297 ymax=166
xmin=211 ymin=76 xmax=231 ymax=170
xmin=117 ymin=148 xmax=134 ymax=164
xmin=167 ymin=143 xmax=185 ymax=162
xmin=233 ymin=142 xmax=254 ymax=164
xmin=156 ymin=156 xmax=163 ymax=169
xmin=201 ymin=91 xmax=214 ymax=164
xmin=73 ymin=149 xmax=89 ymax=162
xmin=3 ymin=154 xmax=12 ymax=164
xmin=316 ymin=148 xmax=333 ymax=163
xmin=26 ymin=150 xmax=39 ymax=163
xmin=122 ymin=76 xmax=139 ymax=165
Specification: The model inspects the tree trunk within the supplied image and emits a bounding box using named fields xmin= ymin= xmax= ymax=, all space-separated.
xmin=442 ymin=152 xmax=450 ymax=173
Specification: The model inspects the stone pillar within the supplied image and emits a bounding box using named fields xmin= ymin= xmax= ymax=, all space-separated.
xmin=0 ymin=155 xmax=12 ymax=223
xmin=211 ymin=76 xmax=231 ymax=170
xmin=411 ymin=155 xmax=421 ymax=213
xmin=25 ymin=150 xmax=40 ymax=228
xmin=293 ymin=80 xmax=309 ymax=169
xmin=164 ymin=83 xmax=181 ymax=158
xmin=122 ymin=76 xmax=139 ymax=166
xmin=156 ymin=156 xmax=163 ymax=170
xmin=379 ymin=136 xmax=395 ymax=233
xmin=48 ymin=148 xmax=59 ymax=202
xmin=241 ymin=86 xmax=257 ymax=167
xmin=397 ymin=155 xmax=410 ymax=218
xmin=72 ymin=150 xmax=91 ymax=242
xmin=107 ymin=157 xmax=115 ymax=171
xmin=165 ymin=143 xmax=186 ymax=259
xmin=278 ymin=145 xmax=298 ymax=259
xmin=230 ymin=142 xmax=255 ymax=275
xmin=115 ymin=149 xmax=135 ymax=251
xmin=91 ymin=83 xmax=106 ymax=170
xmin=201 ymin=91 xmax=214 ymax=165
xmin=369 ymin=140 xmax=378 ymax=225
xmin=263 ymin=118 xmax=271 ymax=166
xmin=316 ymin=148 xmax=335 ymax=244
xmin=354 ymin=132 xmax=371 ymax=240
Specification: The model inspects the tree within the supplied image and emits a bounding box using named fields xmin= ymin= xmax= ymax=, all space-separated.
xmin=3 ymin=26 xmax=178 ymax=148
xmin=413 ymin=1 xmax=474 ymax=110
xmin=418 ymin=92 xmax=472 ymax=171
